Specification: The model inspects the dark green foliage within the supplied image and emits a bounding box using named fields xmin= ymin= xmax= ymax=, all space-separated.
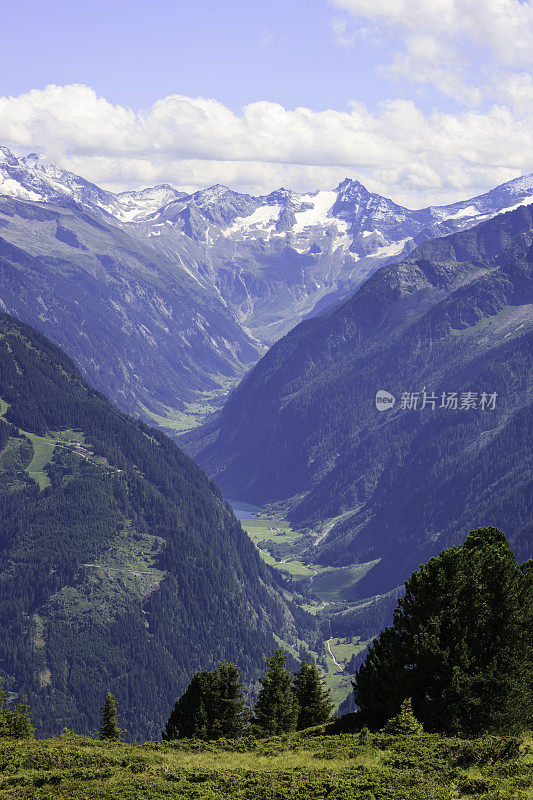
xmin=98 ymin=693 xmax=124 ymax=741
xmin=0 ymin=679 xmax=34 ymax=740
xmin=163 ymin=662 xmax=249 ymax=740
xmin=354 ymin=527 xmax=532 ymax=735
xmin=0 ymin=314 xmax=306 ymax=740
xmin=293 ymin=658 xmax=334 ymax=729
xmin=383 ymin=699 xmax=423 ymax=735
xmin=253 ymin=649 xmax=299 ymax=736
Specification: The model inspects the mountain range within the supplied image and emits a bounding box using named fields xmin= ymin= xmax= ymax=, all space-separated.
xmin=1 ymin=146 xmax=532 ymax=432
xmin=190 ymin=205 xmax=533 ymax=598
xmin=1 ymin=147 xmax=532 ymax=736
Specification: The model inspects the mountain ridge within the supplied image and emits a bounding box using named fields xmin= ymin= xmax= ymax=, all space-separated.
xmin=189 ymin=205 xmax=533 ymax=597
xmin=1 ymin=145 xmax=532 ymax=434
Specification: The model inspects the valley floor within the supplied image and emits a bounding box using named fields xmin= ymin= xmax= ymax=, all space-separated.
xmin=229 ymin=504 xmax=388 ymax=708
xmin=0 ymin=729 xmax=530 ymax=799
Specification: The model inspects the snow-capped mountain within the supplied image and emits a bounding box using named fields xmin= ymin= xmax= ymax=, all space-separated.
xmin=0 ymin=147 xmax=184 ymax=221
xmin=137 ymin=170 xmax=533 ymax=340
xmin=0 ymin=144 xmax=532 ymax=426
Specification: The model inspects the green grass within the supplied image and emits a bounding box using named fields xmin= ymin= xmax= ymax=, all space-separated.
xmin=0 ymin=413 xmax=120 ymax=491
xmin=310 ymin=562 xmax=381 ymax=603
xmin=238 ymin=513 xmax=315 ymax=574
xmin=23 ymin=433 xmax=57 ymax=490
xmin=238 ymin=510 xmax=378 ymax=606
xmin=140 ymin=377 xmax=239 ymax=435
xmin=277 ymin=560 xmax=316 ymax=578
xmin=241 ymin=517 xmax=303 ymax=547
xmin=449 ymin=305 xmax=517 ymax=337
xmin=141 ymin=404 xmax=206 ymax=433
xmin=328 ymin=636 xmax=364 ymax=664
xmin=0 ymin=729 xmax=530 ymax=799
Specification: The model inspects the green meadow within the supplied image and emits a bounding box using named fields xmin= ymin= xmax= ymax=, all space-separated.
xmin=0 ymin=728 xmax=530 ymax=799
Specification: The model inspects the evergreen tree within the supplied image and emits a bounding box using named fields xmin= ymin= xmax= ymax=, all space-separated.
xmin=210 ymin=662 xmax=250 ymax=739
xmin=98 ymin=692 xmax=124 ymax=741
xmin=254 ymin=648 xmax=298 ymax=736
xmin=0 ymin=679 xmax=34 ymax=739
xmin=293 ymin=658 xmax=334 ymax=729
xmin=164 ymin=663 xmax=249 ymax=740
xmin=354 ymin=527 xmax=532 ymax=735
xmin=383 ymin=698 xmax=423 ymax=735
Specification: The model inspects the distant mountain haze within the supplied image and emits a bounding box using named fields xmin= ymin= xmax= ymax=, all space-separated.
xmin=1 ymin=146 xmax=531 ymax=431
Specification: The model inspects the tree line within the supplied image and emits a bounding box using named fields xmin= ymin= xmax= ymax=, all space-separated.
xmin=109 ymin=525 xmax=533 ymax=741
xmin=2 ymin=526 xmax=530 ymax=742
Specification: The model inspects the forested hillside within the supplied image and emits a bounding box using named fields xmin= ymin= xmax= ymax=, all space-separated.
xmin=191 ymin=205 xmax=533 ymax=596
xmin=0 ymin=314 xmax=309 ymax=740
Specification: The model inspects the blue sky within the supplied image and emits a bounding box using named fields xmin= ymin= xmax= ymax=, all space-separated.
xmin=1 ymin=0 xmax=532 ymax=206
xmin=2 ymin=0 xmax=393 ymax=112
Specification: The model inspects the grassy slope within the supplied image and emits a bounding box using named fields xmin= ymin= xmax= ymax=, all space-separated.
xmin=0 ymin=730 xmax=530 ymax=799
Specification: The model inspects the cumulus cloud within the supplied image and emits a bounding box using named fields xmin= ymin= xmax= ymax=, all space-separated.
xmin=329 ymin=0 xmax=533 ymax=105
xmin=0 ymin=83 xmax=531 ymax=208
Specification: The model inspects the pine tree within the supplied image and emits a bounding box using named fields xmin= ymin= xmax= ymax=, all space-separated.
xmin=354 ymin=527 xmax=532 ymax=735
xmin=384 ymin=698 xmax=423 ymax=735
xmin=293 ymin=658 xmax=334 ymax=729
xmin=0 ymin=679 xmax=34 ymax=739
xmin=163 ymin=663 xmax=249 ymax=740
xmin=210 ymin=662 xmax=250 ymax=739
xmin=98 ymin=692 xmax=124 ymax=741
xmin=254 ymin=648 xmax=298 ymax=736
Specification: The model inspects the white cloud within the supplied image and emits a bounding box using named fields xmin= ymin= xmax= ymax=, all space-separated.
xmin=0 ymin=83 xmax=531 ymax=208
xmin=329 ymin=0 xmax=533 ymax=104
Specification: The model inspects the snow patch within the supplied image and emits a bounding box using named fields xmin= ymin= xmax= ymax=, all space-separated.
xmin=372 ymin=237 xmax=413 ymax=258
xmin=293 ymin=191 xmax=337 ymax=233
xmin=498 ymin=195 xmax=533 ymax=214
xmin=0 ymin=176 xmax=42 ymax=201
xmin=446 ymin=205 xmax=479 ymax=220
xmin=225 ymin=204 xmax=281 ymax=235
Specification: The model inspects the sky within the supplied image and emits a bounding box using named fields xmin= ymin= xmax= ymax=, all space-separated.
xmin=1 ymin=0 xmax=532 ymax=207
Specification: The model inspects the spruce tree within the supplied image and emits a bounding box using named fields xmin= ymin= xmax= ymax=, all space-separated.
xmin=354 ymin=527 xmax=532 ymax=735
xmin=98 ymin=692 xmax=124 ymax=741
xmin=163 ymin=663 xmax=249 ymax=740
xmin=210 ymin=662 xmax=250 ymax=739
xmin=0 ymin=679 xmax=34 ymax=739
xmin=384 ymin=698 xmax=423 ymax=735
xmin=164 ymin=672 xmax=212 ymax=740
xmin=293 ymin=658 xmax=334 ymax=729
xmin=254 ymin=648 xmax=298 ymax=735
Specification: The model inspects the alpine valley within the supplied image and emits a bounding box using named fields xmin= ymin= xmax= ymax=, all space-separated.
xmin=0 ymin=145 xmax=532 ymax=740
xmin=191 ymin=205 xmax=533 ymax=607
xmin=1 ymin=146 xmax=532 ymax=433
